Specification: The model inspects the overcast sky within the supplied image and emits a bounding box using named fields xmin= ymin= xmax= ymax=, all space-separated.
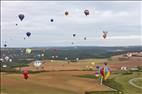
xmin=1 ymin=1 xmax=142 ymax=47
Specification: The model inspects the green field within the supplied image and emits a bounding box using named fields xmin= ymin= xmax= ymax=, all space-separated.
xmin=81 ymin=72 xmax=142 ymax=94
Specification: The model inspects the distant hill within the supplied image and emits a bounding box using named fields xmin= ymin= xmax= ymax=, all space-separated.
xmin=1 ymin=46 xmax=142 ymax=60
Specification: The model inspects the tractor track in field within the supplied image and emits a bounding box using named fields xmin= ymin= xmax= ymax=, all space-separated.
xmin=128 ymin=78 xmax=142 ymax=89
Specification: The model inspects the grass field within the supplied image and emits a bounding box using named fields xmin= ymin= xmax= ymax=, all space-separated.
xmin=1 ymin=56 xmax=142 ymax=94
xmin=132 ymin=78 xmax=142 ymax=87
xmin=79 ymin=72 xmax=142 ymax=94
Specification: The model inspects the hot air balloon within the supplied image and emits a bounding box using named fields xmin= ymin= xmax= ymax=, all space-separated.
xmin=65 ymin=57 xmax=68 ymax=60
xmin=5 ymin=56 xmax=9 ymax=61
xmin=25 ymin=48 xmax=32 ymax=54
xmin=99 ymin=65 xmax=111 ymax=80
xmin=52 ymin=56 xmax=55 ymax=59
xmin=50 ymin=19 xmax=54 ymax=22
xmin=96 ymin=66 xmax=100 ymax=69
xmin=0 ymin=58 xmax=4 ymax=63
xmin=2 ymin=64 xmax=7 ymax=68
xmin=84 ymin=10 xmax=89 ymax=16
xmin=84 ymin=37 xmax=87 ymax=40
xmin=55 ymin=56 xmax=58 ymax=58
xmin=18 ymin=14 xmax=24 ymax=21
xmin=71 ymin=42 xmax=74 ymax=45
xmin=91 ymin=62 xmax=95 ymax=65
xmin=34 ymin=60 xmax=42 ymax=68
xmin=23 ymin=70 xmax=29 ymax=80
xmin=76 ymin=58 xmax=79 ymax=61
xmin=102 ymin=31 xmax=108 ymax=39
xmin=24 ymin=37 xmax=26 ymax=40
xmin=95 ymin=72 xmax=99 ymax=77
xmin=9 ymin=59 xmax=12 ymax=62
xmin=4 ymin=44 xmax=7 ymax=48
xmin=26 ymin=32 xmax=31 ymax=37
xmin=16 ymin=23 xmax=18 ymax=26
xmin=41 ymin=53 xmax=44 ymax=57
xmin=65 ymin=11 xmax=69 ymax=16
xmin=73 ymin=34 xmax=76 ymax=37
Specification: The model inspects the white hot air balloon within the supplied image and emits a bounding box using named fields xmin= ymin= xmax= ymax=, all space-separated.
xmin=76 ymin=58 xmax=79 ymax=61
xmin=52 ymin=56 xmax=55 ymax=59
xmin=0 ymin=58 xmax=4 ymax=63
xmin=34 ymin=60 xmax=42 ymax=67
xmin=41 ymin=53 xmax=44 ymax=57
xmin=2 ymin=64 xmax=7 ymax=68
xmin=5 ymin=56 xmax=9 ymax=61
xmin=9 ymin=59 xmax=12 ymax=62
xmin=65 ymin=57 xmax=68 ymax=60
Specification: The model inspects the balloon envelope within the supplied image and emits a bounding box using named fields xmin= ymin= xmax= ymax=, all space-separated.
xmin=5 ymin=56 xmax=9 ymax=61
xmin=9 ymin=59 xmax=12 ymax=62
xmin=103 ymin=31 xmax=108 ymax=39
xmin=73 ymin=34 xmax=76 ymax=37
xmin=34 ymin=60 xmax=42 ymax=67
xmin=25 ymin=48 xmax=32 ymax=54
xmin=2 ymin=64 xmax=7 ymax=68
xmin=18 ymin=14 xmax=24 ymax=21
xmin=65 ymin=11 xmax=69 ymax=16
xmin=26 ymin=32 xmax=31 ymax=37
xmin=4 ymin=44 xmax=7 ymax=47
xmin=50 ymin=19 xmax=54 ymax=22
xmin=84 ymin=10 xmax=89 ymax=16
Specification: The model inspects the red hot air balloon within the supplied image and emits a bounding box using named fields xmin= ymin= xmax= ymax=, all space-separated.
xmin=18 ymin=14 xmax=24 ymax=21
xmin=23 ymin=70 xmax=29 ymax=80
xmin=84 ymin=10 xmax=89 ymax=16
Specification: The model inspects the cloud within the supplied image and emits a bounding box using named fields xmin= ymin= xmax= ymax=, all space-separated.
xmin=1 ymin=1 xmax=141 ymax=47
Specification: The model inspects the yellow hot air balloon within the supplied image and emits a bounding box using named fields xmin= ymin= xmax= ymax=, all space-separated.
xmin=91 ymin=62 xmax=95 ymax=65
xmin=25 ymin=48 xmax=32 ymax=54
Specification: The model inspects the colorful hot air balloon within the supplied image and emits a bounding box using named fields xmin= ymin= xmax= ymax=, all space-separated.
xmin=18 ymin=14 xmax=24 ymax=21
xmin=65 ymin=11 xmax=69 ymax=16
xmin=99 ymin=65 xmax=111 ymax=80
xmin=84 ymin=10 xmax=89 ymax=16
xmin=26 ymin=32 xmax=31 ymax=37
